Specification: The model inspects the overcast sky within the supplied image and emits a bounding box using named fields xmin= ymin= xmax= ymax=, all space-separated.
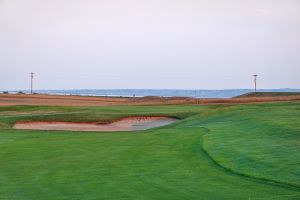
xmin=0 ymin=0 xmax=300 ymax=90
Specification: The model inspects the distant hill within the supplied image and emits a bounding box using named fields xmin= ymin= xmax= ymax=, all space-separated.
xmin=235 ymin=92 xmax=300 ymax=98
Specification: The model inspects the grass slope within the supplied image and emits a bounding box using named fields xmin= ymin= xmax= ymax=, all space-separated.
xmin=235 ymin=92 xmax=300 ymax=98
xmin=201 ymin=102 xmax=300 ymax=187
xmin=0 ymin=103 xmax=299 ymax=199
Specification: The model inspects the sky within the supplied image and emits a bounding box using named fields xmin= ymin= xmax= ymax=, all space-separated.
xmin=0 ymin=0 xmax=300 ymax=90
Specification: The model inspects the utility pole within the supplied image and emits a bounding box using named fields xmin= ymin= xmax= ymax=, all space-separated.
xmin=253 ymin=74 xmax=258 ymax=93
xmin=30 ymin=72 xmax=34 ymax=94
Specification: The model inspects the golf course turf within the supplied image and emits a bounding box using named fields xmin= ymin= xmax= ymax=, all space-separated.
xmin=0 ymin=102 xmax=299 ymax=199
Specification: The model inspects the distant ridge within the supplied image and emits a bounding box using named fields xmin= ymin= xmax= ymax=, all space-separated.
xmin=235 ymin=92 xmax=300 ymax=98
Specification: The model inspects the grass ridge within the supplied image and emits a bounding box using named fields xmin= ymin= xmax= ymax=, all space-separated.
xmin=200 ymin=126 xmax=300 ymax=192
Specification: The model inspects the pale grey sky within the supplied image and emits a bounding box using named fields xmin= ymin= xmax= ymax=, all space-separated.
xmin=0 ymin=0 xmax=300 ymax=90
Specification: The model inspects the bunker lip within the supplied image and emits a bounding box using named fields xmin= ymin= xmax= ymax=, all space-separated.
xmin=13 ymin=116 xmax=178 ymax=132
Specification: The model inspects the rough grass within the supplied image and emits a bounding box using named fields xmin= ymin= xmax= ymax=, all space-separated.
xmin=0 ymin=103 xmax=299 ymax=199
xmin=235 ymin=92 xmax=300 ymax=98
xmin=1 ymin=93 xmax=300 ymax=107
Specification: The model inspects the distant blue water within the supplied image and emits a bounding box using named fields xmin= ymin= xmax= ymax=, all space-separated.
xmin=5 ymin=89 xmax=300 ymax=98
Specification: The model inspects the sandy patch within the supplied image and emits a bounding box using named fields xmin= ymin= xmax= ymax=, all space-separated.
xmin=13 ymin=117 xmax=178 ymax=132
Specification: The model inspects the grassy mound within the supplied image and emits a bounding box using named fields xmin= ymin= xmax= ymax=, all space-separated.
xmin=0 ymin=103 xmax=299 ymax=199
xmin=235 ymin=92 xmax=300 ymax=98
xmin=201 ymin=103 xmax=300 ymax=188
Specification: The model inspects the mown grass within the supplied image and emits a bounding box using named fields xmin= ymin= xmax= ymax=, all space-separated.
xmin=201 ymin=102 xmax=300 ymax=188
xmin=0 ymin=103 xmax=299 ymax=199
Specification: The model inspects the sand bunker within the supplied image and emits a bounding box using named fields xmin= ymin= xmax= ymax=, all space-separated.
xmin=13 ymin=117 xmax=177 ymax=132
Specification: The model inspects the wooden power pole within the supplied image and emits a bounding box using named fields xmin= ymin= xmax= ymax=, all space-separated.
xmin=30 ymin=72 xmax=34 ymax=94
xmin=253 ymin=74 xmax=258 ymax=93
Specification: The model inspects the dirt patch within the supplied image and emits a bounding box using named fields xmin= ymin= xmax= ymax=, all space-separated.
xmin=13 ymin=117 xmax=178 ymax=132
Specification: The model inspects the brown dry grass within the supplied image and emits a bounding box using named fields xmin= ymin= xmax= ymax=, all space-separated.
xmin=0 ymin=93 xmax=300 ymax=107
xmin=0 ymin=94 xmax=129 ymax=106
xmin=128 ymin=95 xmax=300 ymax=105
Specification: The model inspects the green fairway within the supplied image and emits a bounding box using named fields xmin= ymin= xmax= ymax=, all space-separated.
xmin=0 ymin=103 xmax=299 ymax=199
